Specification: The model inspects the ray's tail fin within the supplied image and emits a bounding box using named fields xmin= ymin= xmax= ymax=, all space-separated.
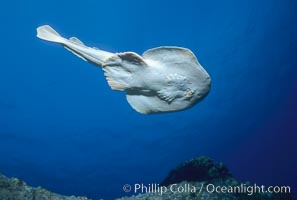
xmin=37 ymin=25 xmax=64 ymax=43
xmin=37 ymin=24 xmax=114 ymax=67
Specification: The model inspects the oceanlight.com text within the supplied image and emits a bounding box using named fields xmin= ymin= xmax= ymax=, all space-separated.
xmin=205 ymin=183 xmax=290 ymax=196
xmin=123 ymin=183 xmax=291 ymax=196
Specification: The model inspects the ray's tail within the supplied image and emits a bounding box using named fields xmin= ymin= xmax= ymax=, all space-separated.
xmin=36 ymin=25 xmax=114 ymax=67
xmin=37 ymin=25 xmax=65 ymax=43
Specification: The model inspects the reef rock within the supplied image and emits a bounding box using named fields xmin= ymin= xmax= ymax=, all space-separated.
xmin=0 ymin=173 xmax=90 ymax=200
xmin=160 ymin=156 xmax=232 ymax=186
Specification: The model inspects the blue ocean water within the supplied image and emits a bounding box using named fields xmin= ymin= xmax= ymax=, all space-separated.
xmin=1 ymin=0 xmax=297 ymax=199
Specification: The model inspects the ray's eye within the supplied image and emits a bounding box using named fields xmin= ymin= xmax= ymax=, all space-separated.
xmin=185 ymin=88 xmax=194 ymax=98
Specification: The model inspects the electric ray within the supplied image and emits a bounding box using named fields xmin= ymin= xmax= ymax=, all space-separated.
xmin=36 ymin=25 xmax=211 ymax=114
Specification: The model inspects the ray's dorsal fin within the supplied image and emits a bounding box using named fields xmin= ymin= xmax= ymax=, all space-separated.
xmin=118 ymin=52 xmax=147 ymax=66
xmin=64 ymin=37 xmax=88 ymax=61
xmin=69 ymin=37 xmax=86 ymax=46
xmin=143 ymin=46 xmax=200 ymax=66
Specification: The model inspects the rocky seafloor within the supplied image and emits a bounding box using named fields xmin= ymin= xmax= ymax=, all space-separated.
xmin=0 ymin=156 xmax=294 ymax=200
xmin=0 ymin=173 xmax=90 ymax=200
